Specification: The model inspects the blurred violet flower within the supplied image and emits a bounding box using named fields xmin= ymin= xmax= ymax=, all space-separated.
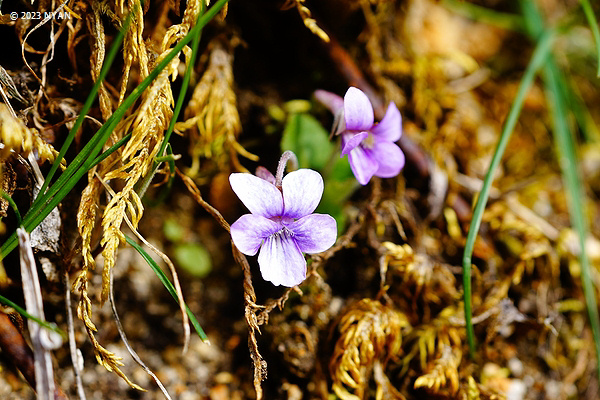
xmin=230 ymin=152 xmax=337 ymax=287
xmin=315 ymin=86 xmax=404 ymax=185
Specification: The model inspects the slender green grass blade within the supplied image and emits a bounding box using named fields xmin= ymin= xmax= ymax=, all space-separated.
xmin=579 ymin=0 xmax=600 ymax=77
xmin=522 ymin=0 xmax=600 ymax=380
xmin=461 ymin=29 xmax=555 ymax=359
xmin=1 ymin=191 xmax=22 ymax=226
xmin=544 ymin=60 xmax=600 ymax=383
xmin=125 ymin=235 xmax=208 ymax=342
xmin=0 ymin=0 xmax=230 ymax=259
xmin=90 ymin=132 xmax=133 ymax=168
xmin=145 ymin=144 xmax=176 ymax=207
xmin=0 ymin=294 xmax=66 ymax=339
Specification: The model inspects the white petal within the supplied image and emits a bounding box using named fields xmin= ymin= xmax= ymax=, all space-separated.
xmin=281 ymin=169 xmax=324 ymax=218
xmin=229 ymin=173 xmax=283 ymax=218
xmin=257 ymin=231 xmax=306 ymax=287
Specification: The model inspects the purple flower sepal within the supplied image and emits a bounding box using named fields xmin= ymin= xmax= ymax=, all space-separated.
xmin=315 ymin=86 xmax=405 ymax=185
xmin=230 ymin=165 xmax=337 ymax=287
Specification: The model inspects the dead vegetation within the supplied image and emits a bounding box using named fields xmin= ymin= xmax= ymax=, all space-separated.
xmin=0 ymin=0 xmax=599 ymax=399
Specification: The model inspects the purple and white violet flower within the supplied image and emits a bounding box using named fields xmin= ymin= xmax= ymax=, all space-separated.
xmin=315 ymin=86 xmax=405 ymax=185
xmin=230 ymin=152 xmax=337 ymax=287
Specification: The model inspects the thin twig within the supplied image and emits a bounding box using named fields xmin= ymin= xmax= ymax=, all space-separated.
xmin=176 ymin=168 xmax=231 ymax=232
xmin=95 ymin=172 xmax=190 ymax=353
xmin=176 ymin=168 xmax=268 ymax=398
xmin=109 ymin=271 xmax=172 ymax=399
xmin=20 ymin=0 xmax=70 ymax=85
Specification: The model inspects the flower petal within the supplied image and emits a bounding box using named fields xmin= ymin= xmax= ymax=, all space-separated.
xmin=255 ymin=166 xmax=276 ymax=185
xmin=341 ymin=132 xmax=368 ymax=156
xmin=231 ymin=214 xmax=281 ymax=256
xmin=281 ymin=169 xmax=324 ymax=218
xmin=288 ymin=214 xmax=337 ymax=254
xmin=347 ymin=146 xmax=378 ymax=185
xmin=372 ymin=140 xmax=405 ymax=178
xmin=371 ymin=102 xmax=402 ymax=142
xmin=229 ymin=173 xmax=283 ymax=218
xmin=344 ymin=87 xmax=374 ymax=131
xmin=314 ymin=90 xmax=344 ymax=115
xmin=258 ymin=231 xmax=306 ymax=287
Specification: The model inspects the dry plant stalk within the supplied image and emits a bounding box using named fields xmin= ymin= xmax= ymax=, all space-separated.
xmin=330 ymin=298 xmax=410 ymax=400
xmin=86 ymin=1 xmax=114 ymax=121
xmin=177 ymin=169 xmax=268 ymax=399
xmin=18 ymin=228 xmax=63 ymax=400
xmin=74 ymin=0 xmax=203 ymax=389
xmin=0 ymin=103 xmax=60 ymax=164
xmin=176 ymin=42 xmax=258 ymax=177
xmin=282 ymin=0 xmax=330 ymax=42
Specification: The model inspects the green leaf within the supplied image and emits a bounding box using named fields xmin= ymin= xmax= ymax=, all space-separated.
xmin=125 ymin=236 xmax=208 ymax=342
xmin=281 ymin=113 xmax=334 ymax=170
xmin=316 ymin=156 xmax=358 ymax=235
xmin=163 ymin=218 xmax=184 ymax=242
xmin=174 ymin=243 xmax=212 ymax=278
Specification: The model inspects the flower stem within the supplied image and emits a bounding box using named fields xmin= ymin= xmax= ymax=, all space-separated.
xmin=275 ymin=151 xmax=298 ymax=188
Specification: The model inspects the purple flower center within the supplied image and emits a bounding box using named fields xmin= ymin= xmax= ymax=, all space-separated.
xmin=272 ymin=226 xmax=294 ymax=240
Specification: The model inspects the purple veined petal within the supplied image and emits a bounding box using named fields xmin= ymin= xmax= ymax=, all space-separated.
xmin=288 ymin=214 xmax=337 ymax=254
xmin=257 ymin=230 xmax=307 ymax=287
xmin=341 ymin=132 xmax=369 ymax=156
xmin=229 ymin=173 xmax=283 ymax=218
xmin=314 ymin=89 xmax=344 ymax=115
xmin=372 ymin=140 xmax=405 ymax=178
xmin=371 ymin=102 xmax=402 ymax=142
xmin=344 ymin=87 xmax=374 ymax=131
xmin=255 ymin=166 xmax=276 ymax=185
xmin=281 ymin=169 xmax=324 ymax=218
xmin=347 ymin=145 xmax=378 ymax=185
xmin=230 ymin=214 xmax=282 ymax=256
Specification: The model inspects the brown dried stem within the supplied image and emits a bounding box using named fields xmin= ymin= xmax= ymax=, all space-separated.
xmin=177 ymin=168 xmax=267 ymax=399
